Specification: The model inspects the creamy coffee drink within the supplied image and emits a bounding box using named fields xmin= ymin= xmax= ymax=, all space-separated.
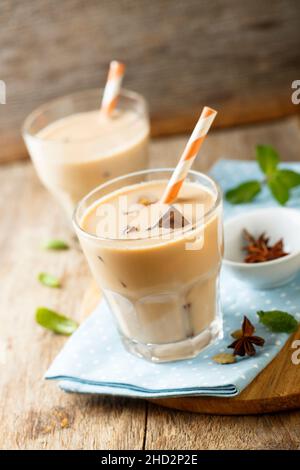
xmin=23 ymin=89 xmax=149 ymax=217
xmin=75 ymin=170 xmax=223 ymax=362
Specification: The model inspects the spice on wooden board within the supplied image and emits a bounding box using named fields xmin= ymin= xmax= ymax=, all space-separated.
xmin=242 ymin=229 xmax=289 ymax=263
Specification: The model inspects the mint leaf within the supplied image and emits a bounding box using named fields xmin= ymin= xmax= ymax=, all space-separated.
xmin=225 ymin=180 xmax=261 ymax=204
xmin=41 ymin=239 xmax=69 ymax=250
xmin=267 ymin=173 xmax=289 ymax=205
xmin=277 ymin=169 xmax=300 ymax=189
xmin=35 ymin=307 xmax=78 ymax=335
xmin=256 ymin=145 xmax=279 ymax=175
xmin=38 ymin=272 xmax=61 ymax=288
xmin=257 ymin=310 xmax=298 ymax=333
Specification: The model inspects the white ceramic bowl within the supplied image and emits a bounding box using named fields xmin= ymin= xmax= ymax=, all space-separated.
xmin=223 ymin=208 xmax=300 ymax=289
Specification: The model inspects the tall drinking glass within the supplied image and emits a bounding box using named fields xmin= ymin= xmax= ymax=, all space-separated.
xmin=74 ymin=168 xmax=223 ymax=362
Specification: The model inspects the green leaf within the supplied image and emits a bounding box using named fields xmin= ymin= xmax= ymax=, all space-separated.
xmin=257 ymin=310 xmax=298 ymax=333
xmin=267 ymin=173 xmax=289 ymax=205
xmin=225 ymin=180 xmax=261 ymax=204
xmin=38 ymin=272 xmax=61 ymax=288
xmin=41 ymin=239 xmax=69 ymax=250
xmin=277 ymin=169 xmax=300 ymax=189
xmin=35 ymin=307 xmax=78 ymax=335
xmin=256 ymin=145 xmax=279 ymax=175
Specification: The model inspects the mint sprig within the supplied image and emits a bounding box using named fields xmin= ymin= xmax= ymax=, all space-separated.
xmin=256 ymin=144 xmax=279 ymax=175
xmin=257 ymin=310 xmax=298 ymax=333
xmin=225 ymin=145 xmax=300 ymax=205
xmin=267 ymin=172 xmax=289 ymax=205
xmin=277 ymin=169 xmax=300 ymax=189
xmin=225 ymin=181 xmax=261 ymax=204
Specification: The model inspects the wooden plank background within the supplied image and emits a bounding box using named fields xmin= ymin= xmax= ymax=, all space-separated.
xmin=1 ymin=117 xmax=300 ymax=449
xmin=1 ymin=0 xmax=300 ymax=162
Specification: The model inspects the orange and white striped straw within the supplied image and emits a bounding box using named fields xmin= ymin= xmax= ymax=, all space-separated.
xmin=160 ymin=106 xmax=217 ymax=204
xmin=101 ymin=60 xmax=126 ymax=116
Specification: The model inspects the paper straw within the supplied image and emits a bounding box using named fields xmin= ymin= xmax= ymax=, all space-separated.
xmin=160 ymin=106 xmax=217 ymax=204
xmin=101 ymin=60 xmax=125 ymax=115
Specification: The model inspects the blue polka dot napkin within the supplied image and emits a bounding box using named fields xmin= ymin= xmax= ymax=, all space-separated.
xmin=45 ymin=160 xmax=300 ymax=398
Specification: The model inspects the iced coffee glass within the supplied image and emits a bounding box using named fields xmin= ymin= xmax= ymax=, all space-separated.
xmin=74 ymin=169 xmax=223 ymax=362
xmin=22 ymin=89 xmax=149 ymax=218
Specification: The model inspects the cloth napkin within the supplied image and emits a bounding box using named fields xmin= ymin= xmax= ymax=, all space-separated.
xmin=45 ymin=159 xmax=300 ymax=398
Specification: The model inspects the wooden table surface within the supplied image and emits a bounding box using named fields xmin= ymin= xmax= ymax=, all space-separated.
xmin=1 ymin=117 xmax=300 ymax=450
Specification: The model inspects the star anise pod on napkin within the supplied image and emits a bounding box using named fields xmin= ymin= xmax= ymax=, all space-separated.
xmin=243 ymin=229 xmax=288 ymax=263
xmin=228 ymin=316 xmax=265 ymax=357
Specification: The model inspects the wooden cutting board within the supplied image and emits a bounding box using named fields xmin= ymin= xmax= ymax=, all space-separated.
xmin=81 ymin=282 xmax=300 ymax=415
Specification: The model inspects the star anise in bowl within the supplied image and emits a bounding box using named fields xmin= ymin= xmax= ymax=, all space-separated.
xmin=243 ymin=229 xmax=289 ymax=263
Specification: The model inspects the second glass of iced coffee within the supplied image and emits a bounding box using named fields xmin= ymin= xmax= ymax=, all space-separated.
xmin=22 ymin=62 xmax=150 ymax=218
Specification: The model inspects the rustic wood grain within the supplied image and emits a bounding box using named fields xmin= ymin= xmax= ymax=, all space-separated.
xmin=1 ymin=0 xmax=300 ymax=162
xmin=145 ymin=406 xmax=300 ymax=449
xmin=2 ymin=117 xmax=300 ymax=449
xmin=0 ymin=164 xmax=145 ymax=450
